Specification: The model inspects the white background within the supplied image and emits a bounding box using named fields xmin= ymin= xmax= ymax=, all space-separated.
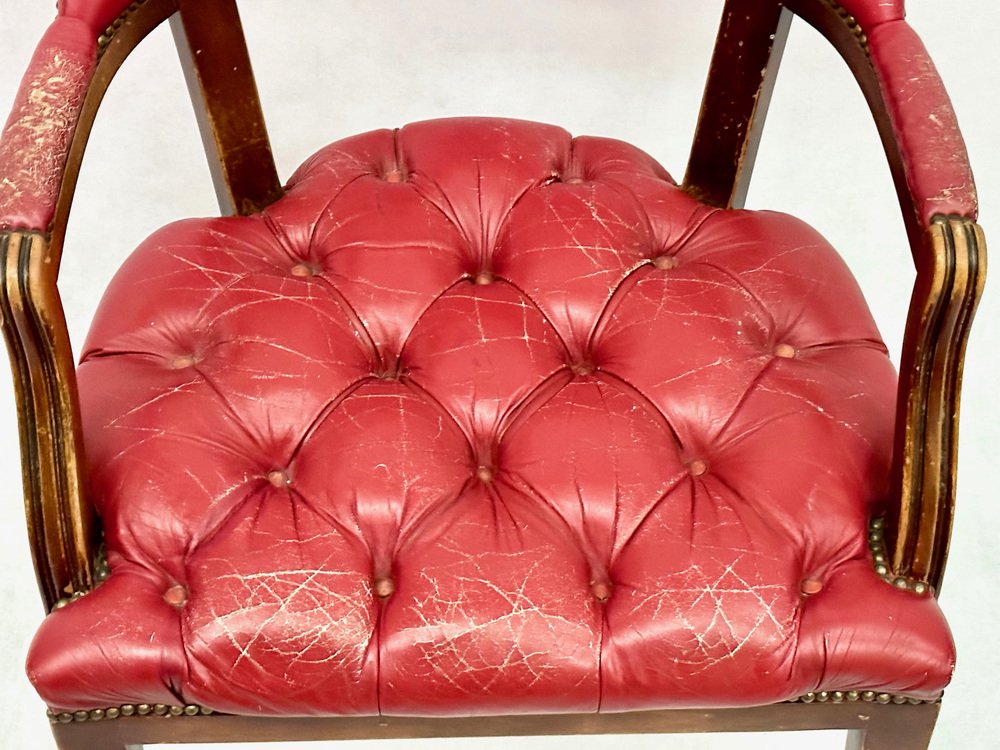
xmin=0 ymin=1 xmax=996 ymax=748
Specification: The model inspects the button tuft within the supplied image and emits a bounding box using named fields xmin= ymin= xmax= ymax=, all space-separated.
xmin=652 ymin=255 xmax=678 ymax=270
xmin=474 ymin=271 xmax=495 ymax=285
xmin=476 ymin=466 xmax=494 ymax=483
xmin=591 ymin=581 xmax=612 ymax=603
xmin=168 ymin=355 xmax=198 ymax=370
xmin=290 ymin=263 xmax=317 ymax=277
xmin=383 ymin=169 xmax=405 ymax=183
xmin=688 ymin=459 xmax=709 ymax=477
xmin=374 ymin=577 xmax=395 ymax=598
xmin=774 ymin=343 xmax=797 ymax=359
xmin=800 ymin=577 xmax=824 ymax=596
xmin=267 ymin=469 xmax=291 ymax=488
xmin=163 ymin=584 xmax=188 ymax=608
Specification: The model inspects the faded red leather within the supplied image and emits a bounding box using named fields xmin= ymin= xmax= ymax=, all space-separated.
xmin=0 ymin=17 xmax=95 ymax=231
xmin=868 ymin=20 xmax=978 ymax=223
xmin=27 ymin=119 xmax=954 ymax=714
xmin=837 ymin=0 xmax=904 ymax=29
xmin=58 ymin=0 xmax=138 ymax=35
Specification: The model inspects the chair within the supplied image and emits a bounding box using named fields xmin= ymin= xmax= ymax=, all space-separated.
xmin=0 ymin=1 xmax=985 ymax=748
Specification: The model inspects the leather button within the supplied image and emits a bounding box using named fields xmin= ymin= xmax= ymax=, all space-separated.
xmin=652 ymin=255 xmax=678 ymax=270
xmin=290 ymin=262 xmax=317 ymax=277
xmin=474 ymin=271 xmax=495 ymax=285
xmin=800 ymin=577 xmax=824 ymax=596
xmin=374 ymin=577 xmax=395 ymax=598
xmin=591 ymin=581 xmax=612 ymax=603
xmin=163 ymin=584 xmax=188 ymax=608
xmin=383 ymin=169 xmax=405 ymax=183
xmin=476 ymin=466 xmax=494 ymax=483
xmin=774 ymin=343 xmax=797 ymax=359
xmin=570 ymin=361 xmax=596 ymax=376
xmin=267 ymin=469 xmax=291 ymax=488
xmin=168 ymin=355 xmax=198 ymax=369
xmin=688 ymin=459 xmax=709 ymax=477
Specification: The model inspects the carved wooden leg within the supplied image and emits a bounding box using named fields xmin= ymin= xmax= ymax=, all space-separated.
xmin=845 ymin=703 xmax=939 ymax=750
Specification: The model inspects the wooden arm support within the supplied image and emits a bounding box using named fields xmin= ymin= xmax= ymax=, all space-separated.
xmin=0 ymin=0 xmax=279 ymax=610
xmin=0 ymin=0 xmax=178 ymax=611
xmin=685 ymin=0 xmax=986 ymax=591
xmin=0 ymin=230 xmax=91 ymax=608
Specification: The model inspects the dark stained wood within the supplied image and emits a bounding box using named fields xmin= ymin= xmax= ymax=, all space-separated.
xmin=50 ymin=702 xmax=941 ymax=749
xmin=846 ymin=700 xmax=939 ymax=749
xmin=0 ymin=230 xmax=91 ymax=608
xmin=888 ymin=217 xmax=986 ymax=590
xmin=170 ymin=0 xmax=283 ymax=216
xmin=683 ymin=0 xmax=791 ymax=208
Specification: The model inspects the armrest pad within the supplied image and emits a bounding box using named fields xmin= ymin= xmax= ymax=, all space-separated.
xmin=839 ymin=0 xmax=904 ymax=29
xmin=869 ymin=19 xmax=978 ymax=224
xmin=58 ymin=0 xmax=135 ymax=37
xmin=0 ymin=17 xmax=96 ymax=232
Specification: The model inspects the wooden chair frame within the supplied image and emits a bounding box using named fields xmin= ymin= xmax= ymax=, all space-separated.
xmin=0 ymin=0 xmax=984 ymax=748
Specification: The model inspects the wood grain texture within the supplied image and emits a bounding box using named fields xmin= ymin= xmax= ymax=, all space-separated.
xmin=683 ymin=0 xmax=791 ymax=208
xmin=170 ymin=0 xmax=282 ymax=216
xmin=0 ymin=231 xmax=91 ymax=609
xmin=890 ymin=217 xmax=986 ymax=590
xmin=50 ymin=702 xmax=940 ymax=750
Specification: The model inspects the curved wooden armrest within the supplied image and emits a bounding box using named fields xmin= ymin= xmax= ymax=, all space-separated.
xmin=782 ymin=3 xmax=986 ymax=594
xmin=0 ymin=0 xmax=180 ymax=610
xmin=0 ymin=0 xmax=280 ymax=610
xmin=685 ymin=0 xmax=987 ymax=592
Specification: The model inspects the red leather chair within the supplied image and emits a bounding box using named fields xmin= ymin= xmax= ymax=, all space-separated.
xmin=0 ymin=1 xmax=985 ymax=749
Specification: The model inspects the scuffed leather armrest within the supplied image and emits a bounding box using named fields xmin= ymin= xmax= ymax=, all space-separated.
xmin=0 ymin=17 xmax=96 ymax=233
xmin=787 ymin=0 xmax=986 ymax=592
xmin=807 ymin=1 xmax=976 ymax=227
xmin=784 ymin=0 xmax=978 ymax=240
xmin=866 ymin=18 xmax=978 ymax=226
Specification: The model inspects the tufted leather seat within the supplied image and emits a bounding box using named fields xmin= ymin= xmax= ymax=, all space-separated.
xmin=26 ymin=118 xmax=954 ymax=715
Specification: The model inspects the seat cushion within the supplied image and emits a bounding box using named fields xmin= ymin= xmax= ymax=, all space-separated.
xmin=27 ymin=118 xmax=954 ymax=715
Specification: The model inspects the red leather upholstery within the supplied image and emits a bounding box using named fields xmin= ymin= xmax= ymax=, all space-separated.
xmin=868 ymin=20 xmax=978 ymax=223
xmin=0 ymin=17 xmax=95 ymax=231
xmin=838 ymin=0 xmax=904 ymax=29
xmin=58 ymin=0 xmax=137 ymax=35
xmin=27 ymin=119 xmax=953 ymax=714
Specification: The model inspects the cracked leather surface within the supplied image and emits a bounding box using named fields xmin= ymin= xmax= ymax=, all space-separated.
xmin=869 ymin=20 xmax=979 ymax=223
xmin=26 ymin=118 xmax=954 ymax=714
xmin=0 ymin=17 xmax=95 ymax=231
